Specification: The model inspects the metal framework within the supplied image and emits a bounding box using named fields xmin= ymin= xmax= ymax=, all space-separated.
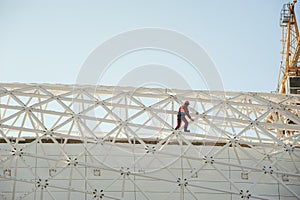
xmin=0 ymin=83 xmax=299 ymax=199
xmin=277 ymin=0 xmax=300 ymax=94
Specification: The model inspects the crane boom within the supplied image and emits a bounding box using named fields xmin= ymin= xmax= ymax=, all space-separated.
xmin=277 ymin=0 xmax=300 ymax=94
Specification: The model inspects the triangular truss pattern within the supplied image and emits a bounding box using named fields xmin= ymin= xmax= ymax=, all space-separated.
xmin=0 ymin=83 xmax=299 ymax=200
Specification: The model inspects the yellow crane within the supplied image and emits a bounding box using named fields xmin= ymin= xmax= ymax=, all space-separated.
xmin=277 ymin=0 xmax=300 ymax=94
xmin=268 ymin=1 xmax=300 ymax=131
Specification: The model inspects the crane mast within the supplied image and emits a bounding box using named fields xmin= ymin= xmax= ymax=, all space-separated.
xmin=277 ymin=0 xmax=300 ymax=94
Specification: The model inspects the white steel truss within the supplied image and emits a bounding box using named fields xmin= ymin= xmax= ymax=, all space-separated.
xmin=0 ymin=83 xmax=299 ymax=200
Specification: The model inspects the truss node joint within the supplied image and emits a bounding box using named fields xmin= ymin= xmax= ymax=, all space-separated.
xmin=92 ymin=189 xmax=104 ymax=199
xmin=145 ymin=145 xmax=156 ymax=154
xmin=283 ymin=144 xmax=294 ymax=152
xmin=263 ymin=166 xmax=274 ymax=174
xmin=240 ymin=190 xmax=251 ymax=199
xmin=203 ymin=156 xmax=214 ymax=164
xmin=66 ymin=157 xmax=78 ymax=166
xmin=36 ymin=179 xmax=49 ymax=190
xmin=177 ymin=177 xmax=188 ymax=187
xmin=11 ymin=147 xmax=23 ymax=157
xmin=120 ymin=167 xmax=131 ymax=176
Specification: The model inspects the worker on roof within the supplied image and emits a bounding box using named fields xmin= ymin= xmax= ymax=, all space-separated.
xmin=175 ymin=100 xmax=194 ymax=132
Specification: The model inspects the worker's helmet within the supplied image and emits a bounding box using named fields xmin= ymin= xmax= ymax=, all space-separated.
xmin=184 ymin=100 xmax=190 ymax=105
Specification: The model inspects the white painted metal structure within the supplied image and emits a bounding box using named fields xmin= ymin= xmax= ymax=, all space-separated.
xmin=0 ymin=83 xmax=299 ymax=200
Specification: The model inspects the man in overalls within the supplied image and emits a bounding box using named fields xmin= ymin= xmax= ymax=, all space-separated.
xmin=175 ymin=100 xmax=194 ymax=132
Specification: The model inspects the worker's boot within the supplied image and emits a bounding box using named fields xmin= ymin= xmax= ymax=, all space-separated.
xmin=184 ymin=127 xmax=190 ymax=132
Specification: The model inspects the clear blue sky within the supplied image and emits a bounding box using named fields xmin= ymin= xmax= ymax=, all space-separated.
xmin=0 ymin=0 xmax=296 ymax=92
